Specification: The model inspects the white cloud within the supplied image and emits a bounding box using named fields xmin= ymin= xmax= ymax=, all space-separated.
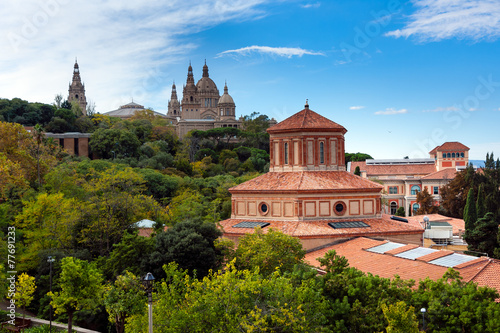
xmin=217 ymin=45 xmax=325 ymax=58
xmin=423 ymin=106 xmax=460 ymax=112
xmin=386 ymin=0 xmax=500 ymax=42
xmin=349 ymin=106 xmax=365 ymax=110
xmin=301 ymin=2 xmax=321 ymax=9
xmin=375 ymin=108 xmax=408 ymax=115
xmin=0 ymin=0 xmax=269 ymax=113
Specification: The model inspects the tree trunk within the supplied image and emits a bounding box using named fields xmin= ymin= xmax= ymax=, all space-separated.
xmin=68 ymin=311 xmax=73 ymax=333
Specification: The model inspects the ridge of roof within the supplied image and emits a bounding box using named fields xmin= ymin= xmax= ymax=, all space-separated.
xmin=416 ymin=250 xmax=454 ymax=262
xmin=267 ymin=108 xmax=347 ymax=133
xmin=385 ymin=244 xmax=419 ymax=255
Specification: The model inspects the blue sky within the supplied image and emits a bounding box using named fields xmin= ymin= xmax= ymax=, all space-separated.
xmin=1 ymin=0 xmax=500 ymax=160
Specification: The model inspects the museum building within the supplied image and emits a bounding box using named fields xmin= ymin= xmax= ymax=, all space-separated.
xmin=219 ymin=102 xmax=423 ymax=250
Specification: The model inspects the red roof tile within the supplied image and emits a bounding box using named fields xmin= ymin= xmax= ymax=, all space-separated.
xmin=229 ymin=171 xmax=383 ymax=193
xmin=220 ymin=215 xmax=423 ymax=238
xmin=267 ymin=108 xmax=347 ymax=134
xmin=404 ymin=214 xmax=465 ymax=236
xmin=305 ymin=237 xmax=448 ymax=282
xmin=429 ymin=142 xmax=469 ymax=154
xmin=421 ymin=168 xmax=458 ymax=180
xmin=350 ymin=161 xmax=436 ymax=176
xmin=305 ymin=238 xmax=500 ymax=298
xmin=416 ymin=250 xmax=454 ymax=262
xmin=385 ymin=244 xmax=419 ymax=255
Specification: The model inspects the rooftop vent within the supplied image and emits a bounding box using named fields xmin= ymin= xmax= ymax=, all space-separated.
xmin=328 ymin=221 xmax=370 ymax=229
xmin=390 ymin=216 xmax=408 ymax=223
xmin=232 ymin=221 xmax=270 ymax=229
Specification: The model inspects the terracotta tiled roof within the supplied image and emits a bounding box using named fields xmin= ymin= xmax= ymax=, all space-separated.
xmin=220 ymin=215 xmax=423 ymax=239
xmin=416 ymin=250 xmax=454 ymax=262
xmin=305 ymin=237 xmax=500 ymax=299
xmin=267 ymin=108 xmax=347 ymax=134
xmin=421 ymin=168 xmax=458 ymax=180
xmin=404 ymin=214 xmax=465 ymax=236
xmin=229 ymin=171 xmax=383 ymax=193
xmin=429 ymin=142 xmax=470 ymax=154
xmin=305 ymin=237 xmax=448 ymax=282
xmin=350 ymin=161 xmax=436 ymax=176
xmin=385 ymin=244 xmax=419 ymax=255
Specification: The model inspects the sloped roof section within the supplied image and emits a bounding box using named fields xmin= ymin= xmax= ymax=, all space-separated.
xmin=429 ymin=142 xmax=470 ymax=154
xmin=267 ymin=108 xmax=347 ymax=134
xmin=229 ymin=171 xmax=383 ymax=193
xmin=350 ymin=161 xmax=436 ymax=176
xmin=421 ymin=168 xmax=458 ymax=180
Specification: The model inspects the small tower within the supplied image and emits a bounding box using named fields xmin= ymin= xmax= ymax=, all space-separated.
xmin=217 ymin=82 xmax=236 ymax=120
xmin=68 ymin=59 xmax=87 ymax=115
xmin=181 ymin=62 xmax=199 ymax=119
xmin=167 ymin=82 xmax=181 ymax=118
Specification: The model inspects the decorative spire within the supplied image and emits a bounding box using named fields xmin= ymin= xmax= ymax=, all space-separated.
xmin=305 ymin=99 xmax=309 ymax=109
xmin=186 ymin=62 xmax=194 ymax=85
xmin=224 ymin=81 xmax=228 ymax=94
xmin=202 ymin=60 xmax=209 ymax=78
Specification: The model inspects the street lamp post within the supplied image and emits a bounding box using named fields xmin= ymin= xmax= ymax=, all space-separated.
xmin=421 ymin=307 xmax=426 ymax=331
xmin=47 ymin=256 xmax=56 ymax=333
xmin=143 ymin=272 xmax=155 ymax=333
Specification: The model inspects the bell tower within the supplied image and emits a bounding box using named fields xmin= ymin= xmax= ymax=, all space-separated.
xmin=68 ymin=59 xmax=87 ymax=115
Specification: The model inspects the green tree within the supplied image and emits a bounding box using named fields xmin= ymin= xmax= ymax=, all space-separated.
xmin=410 ymin=268 xmax=500 ymax=332
xmin=48 ymin=257 xmax=104 ymax=333
xmin=381 ymin=301 xmax=419 ymax=333
xmin=146 ymin=220 xmax=222 ymax=279
xmin=395 ymin=206 xmax=405 ymax=217
xmin=463 ymin=188 xmax=477 ymax=233
xmin=89 ymin=128 xmax=141 ymax=159
xmin=465 ymin=212 xmax=499 ymax=257
xmin=104 ymin=271 xmax=145 ymax=333
xmin=126 ymin=262 xmax=329 ymax=333
xmin=354 ymin=165 xmax=361 ymax=176
xmin=234 ymin=228 xmax=306 ymax=277
xmin=416 ymin=187 xmax=439 ymax=215
xmin=476 ymin=183 xmax=486 ymax=219
xmin=13 ymin=273 xmax=36 ymax=325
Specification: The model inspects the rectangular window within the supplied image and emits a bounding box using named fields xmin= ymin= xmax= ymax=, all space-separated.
xmin=389 ymin=186 xmax=398 ymax=194
xmin=433 ymin=186 xmax=439 ymax=195
xmin=320 ymin=142 xmax=324 ymax=164
xmin=284 ymin=142 xmax=289 ymax=165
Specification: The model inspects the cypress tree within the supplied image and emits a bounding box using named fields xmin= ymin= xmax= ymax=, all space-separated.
xmin=463 ymin=188 xmax=477 ymax=232
xmin=476 ymin=183 xmax=486 ymax=219
xmin=354 ymin=166 xmax=361 ymax=176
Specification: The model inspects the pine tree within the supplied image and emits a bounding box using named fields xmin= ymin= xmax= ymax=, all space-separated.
xmin=463 ymin=188 xmax=477 ymax=237
xmin=476 ymin=183 xmax=486 ymax=219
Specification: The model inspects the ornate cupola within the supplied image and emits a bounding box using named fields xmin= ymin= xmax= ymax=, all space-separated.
xmin=267 ymin=100 xmax=347 ymax=172
xmin=68 ymin=59 xmax=87 ymax=115
xmin=217 ymin=82 xmax=235 ymax=120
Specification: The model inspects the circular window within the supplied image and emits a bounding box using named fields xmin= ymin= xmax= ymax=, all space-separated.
xmin=333 ymin=201 xmax=346 ymax=216
xmin=259 ymin=202 xmax=269 ymax=216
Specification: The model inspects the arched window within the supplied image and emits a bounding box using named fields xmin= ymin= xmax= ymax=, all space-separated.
xmin=461 ymin=152 xmax=464 ymax=158
xmin=452 ymin=152 xmax=456 ymax=158
xmin=442 ymin=153 xmax=446 ymax=158
xmin=390 ymin=202 xmax=398 ymax=215
xmin=320 ymin=142 xmax=324 ymax=164
xmin=284 ymin=142 xmax=289 ymax=165
xmin=412 ymin=203 xmax=420 ymax=213
xmin=411 ymin=185 xmax=420 ymax=195
xmin=447 ymin=153 xmax=451 ymax=158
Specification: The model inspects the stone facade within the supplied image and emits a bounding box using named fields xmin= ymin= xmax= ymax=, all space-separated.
xmin=167 ymin=62 xmax=241 ymax=138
